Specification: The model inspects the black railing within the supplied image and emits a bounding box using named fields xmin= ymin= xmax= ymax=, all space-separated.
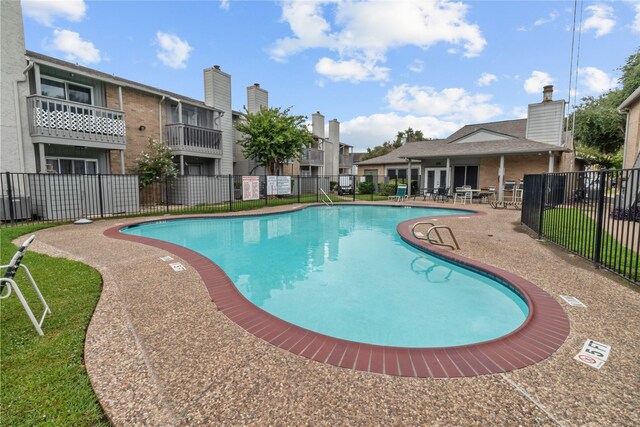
xmin=522 ymin=169 xmax=640 ymax=285
xmin=0 ymin=173 xmax=380 ymax=227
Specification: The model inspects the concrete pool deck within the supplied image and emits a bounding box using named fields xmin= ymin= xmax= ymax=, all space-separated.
xmin=27 ymin=202 xmax=639 ymax=425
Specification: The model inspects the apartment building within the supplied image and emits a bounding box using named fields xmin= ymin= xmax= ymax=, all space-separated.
xmin=1 ymin=1 xmax=233 ymax=177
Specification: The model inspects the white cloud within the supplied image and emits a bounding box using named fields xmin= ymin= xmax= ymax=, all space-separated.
xmin=409 ymin=59 xmax=424 ymax=73
xmin=582 ymin=4 xmax=616 ymax=37
xmin=315 ymin=57 xmax=389 ymax=82
xmin=22 ymin=0 xmax=87 ymax=26
xmin=341 ymin=112 xmax=461 ymax=151
xmin=524 ymin=71 xmax=553 ymax=94
xmin=534 ymin=11 xmax=559 ymax=26
xmin=477 ymin=72 xmax=497 ymax=87
xmin=631 ymin=1 xmax=640 ymax=33
xmin=518 ymin=10 xmax=559 ymax=31
xmin=155 ymin=32 xmax=193 ymax=69
xmin=219 ymin=0 xmax=230 ymax=11
xmin=386 ymin=84 xmax=503 ymax=122
xmin=579 ymin=66 xmax=617 ymax=94
xmin=510 ymin=106 xmax=528 ymax=119
xmin=51 ymin=29 xmax=100 ymax=64
xmin=270 ymin=0 xmax=486 ymax=82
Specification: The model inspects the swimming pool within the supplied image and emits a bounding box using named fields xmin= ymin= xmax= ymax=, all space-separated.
xmin=122 ymin=205 xmax=528 ymax=348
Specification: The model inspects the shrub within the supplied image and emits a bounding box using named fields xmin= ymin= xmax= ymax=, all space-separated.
xmin=329 ymin=181 xmax=338 ymax=191
xmin=358 ymin=181 xmax=374 ymax=194
xmin=380 ymin=183 xmax=396 ymax=196
xmin=133 ymin=139 xmax=177 ymax=189
xmin=610 ymin=206 xmax=640 ymax=222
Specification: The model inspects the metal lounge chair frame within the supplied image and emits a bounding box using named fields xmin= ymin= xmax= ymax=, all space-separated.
xmin=388 ymin=184 xmax=408 ymax=202
xmin=0 ymin=235 xmax=51 ymax=335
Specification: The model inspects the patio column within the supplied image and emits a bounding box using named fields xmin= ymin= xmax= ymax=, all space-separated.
xmin=548 ymin=151 xmax=554 ymax=173
xmin=498 ymin=155 xmax=505 ymax=202
xmin=39 ymin=143 xmax=46 ymax=173
xmin=446 ymin=157 xmax=451 ymax=193
xmin=406 ymin=159 xmax=412 ymax=196
xmin=120 ymin=150 xmax=125 ymax=175
xmin=180 ymin=155 xmax=184 ymax=175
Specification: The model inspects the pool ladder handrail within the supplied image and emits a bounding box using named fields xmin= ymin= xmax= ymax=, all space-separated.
xmin=411 ymin=221 xmax=460 ymax=250
xmin=320 ymin=188 xmax=333 ymax=207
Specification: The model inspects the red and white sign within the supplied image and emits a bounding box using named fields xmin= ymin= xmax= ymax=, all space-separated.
xmin=574 ymin=339 xmax=611 ymax=369
xmin=242 ymin=176 xmax=260 ymax=201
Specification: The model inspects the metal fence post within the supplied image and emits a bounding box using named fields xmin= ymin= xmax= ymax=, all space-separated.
xmin=593 ymin=169 xmax=607 ymax=266
xmin=98 ymin=174 xmax=105 ymax=218
xmin=297 ymin=175 xmax=301 ymax=204
xmin=352 ymin=175 xmax=356 ymax=201
xmin=316 ymin=176 xmax=319 ymax=203
xmin=165 ymin=175 xmax=170 ymax=213
xmin=228 ymin=175 xmax=234 ymax=212
xmin=5 ymin=172 xmax=15 ymax=224
xmin=537 ymin=174 xmax=547 ymax=239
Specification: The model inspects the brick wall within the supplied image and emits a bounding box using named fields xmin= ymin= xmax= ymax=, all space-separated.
xmin=106 ymin=85 xmax=165 ymax=173
xmin=479 ymin=154 xmax=551 ymax=188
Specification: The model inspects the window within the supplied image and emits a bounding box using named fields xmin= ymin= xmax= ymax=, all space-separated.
xmin=45 ymin=157 xmax=98 ymax=175
xmin=387 ymin=168 xmax=418 ymax=182
xmin=40 ymin=76 xmax=93 ymax=105
xmin=41 ymin=78 xmax=66 ymax=100
xmin=453 ymin=165 xmax=479 ymax=188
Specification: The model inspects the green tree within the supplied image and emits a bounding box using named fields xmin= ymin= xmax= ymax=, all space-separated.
xmin=133 ymin=139 xmax=177 ymax=188
xmin=360 ymin=127 xmax=428 ymax=161
xmin=235 ymin=106 xmax=315 ymax=175
xmin=574 ymin=47 xmax=639 ymax=167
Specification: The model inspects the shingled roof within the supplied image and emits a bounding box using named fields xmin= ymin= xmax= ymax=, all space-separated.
xmin=26 ymin=50 xmax=222 ymax=112
xmin=357 ymin=118 xmax=567 ymax=166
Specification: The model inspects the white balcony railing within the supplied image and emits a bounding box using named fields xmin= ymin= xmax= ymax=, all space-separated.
xmin=300 ymin=147 xmax=324 ymax=166
xmin=27 ymin=95 xmax=126 ymax=146
xmin=165 ymin=123 xmax=222 ymax=156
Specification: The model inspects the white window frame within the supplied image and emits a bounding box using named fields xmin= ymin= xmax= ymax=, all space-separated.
xmin=40 ymin=75 xmax=94 ymax=106
xmin=45 ymin=156 xmax=99 ymax=175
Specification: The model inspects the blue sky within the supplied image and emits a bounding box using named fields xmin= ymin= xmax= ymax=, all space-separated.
xmin=21 ymin=0 xmax=640 ymax=151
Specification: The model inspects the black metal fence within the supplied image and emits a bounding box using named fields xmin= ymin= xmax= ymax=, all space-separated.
xmin=0 ymin=172 xmax=414 ymax=228
xmin=522 ymin=169 xmax=640 ymax=285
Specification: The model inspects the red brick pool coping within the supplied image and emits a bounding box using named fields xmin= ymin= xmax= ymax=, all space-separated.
xmin=104 ymin=205 xmax=570 ymax=378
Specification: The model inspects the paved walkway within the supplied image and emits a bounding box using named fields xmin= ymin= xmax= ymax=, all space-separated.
xmin=28 ymin=202 xmax=639 ymax=426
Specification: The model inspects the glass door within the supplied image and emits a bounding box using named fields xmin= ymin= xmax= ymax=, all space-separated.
xmin=424 ymin=167 xmax=447 ymax=190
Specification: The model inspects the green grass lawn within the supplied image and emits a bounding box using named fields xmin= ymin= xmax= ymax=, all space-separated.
xmin=0 ymin=225 xmax=107 ymax=426
xmin=543 ymin=207 xmax=639 ymax=281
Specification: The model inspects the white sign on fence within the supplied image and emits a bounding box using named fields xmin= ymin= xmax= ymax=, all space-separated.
xmin=242 ymin=176 xmax=260 ymax=200
xmin=266 ymin=176 xmax=278 ymax=196
xmin=574 ymin=339 xmax=611 ymax=369
xmin=266 ymin=176 xmax=291 ymax=195
xmin=277 ymin=176 xmax=291 ymax=195
xmin=560 ymin=295 xmax=587 ymax=307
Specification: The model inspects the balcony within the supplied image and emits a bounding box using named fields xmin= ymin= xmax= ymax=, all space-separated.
xmin=339 ymin=153 xmax=354 ymax=168
xmin=166 ymin=123 xmax=223 ymax=158
xmin=27 ymin=95 xmax=126 ymax=149
xmin=300 ymin=147 xmax=324 ymax=166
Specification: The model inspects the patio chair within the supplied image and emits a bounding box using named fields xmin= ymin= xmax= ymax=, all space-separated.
xmin=0 ymin=235 xmax=51 ymax=336
xmin=435 ymin=187 xmax=450 ymax=202
xmin=388 ymin=184 xmax=408 ymax=202
xmin=453 ymin=187 xmax=472 ymax=205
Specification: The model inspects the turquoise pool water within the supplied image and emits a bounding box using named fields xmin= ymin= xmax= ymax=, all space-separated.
xmin=122 ymin=205 xmax=528 ymax=347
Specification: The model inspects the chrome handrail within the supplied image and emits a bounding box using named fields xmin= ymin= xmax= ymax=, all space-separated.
xmin=320 ymin=188 xmax=333 ymax=206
